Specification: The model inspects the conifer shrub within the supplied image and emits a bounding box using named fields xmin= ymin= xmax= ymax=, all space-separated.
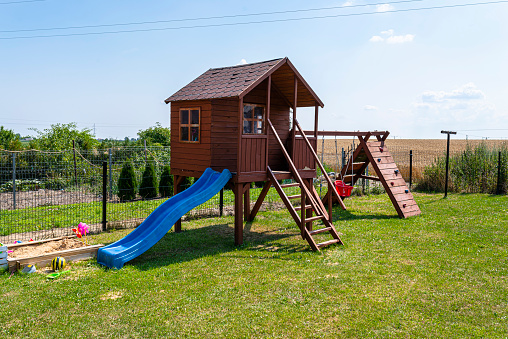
xmin=118 ymin=161 xmax=137 ymax=201
xmin=139 ymin=162 xmax=158 ymax=199
xmin=159 ymin=165 xmax=173 ymax=197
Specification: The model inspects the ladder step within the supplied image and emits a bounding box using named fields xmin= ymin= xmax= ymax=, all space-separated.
xmin=280 ymin=182 xmax=300 ymax=188
xmin=306 ymin=215 xmax=325 ymax=222
xmin=287 ymin=194 xmax=301 ymax=200
xmin=317 ymin=239 xmax=341 ymax=248
xmin=309 ymin=226 xmax=332 ymax=235
xmin=295 ymin=204 xmax=312 ymax=211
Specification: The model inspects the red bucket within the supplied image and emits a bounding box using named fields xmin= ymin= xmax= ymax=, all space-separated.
xmin=335 ymin=180 xmax=353 ymax=198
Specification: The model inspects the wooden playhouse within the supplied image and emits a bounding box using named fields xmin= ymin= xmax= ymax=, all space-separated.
xmin=165 ymin=57 xmax=420 ymax=251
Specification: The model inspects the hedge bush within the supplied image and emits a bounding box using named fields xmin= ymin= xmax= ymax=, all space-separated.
xmin=139 ymin=162 xmax=158 ymax=199
xmin=159 ymin=165 xmax=173 ymax=198
xmin=117 ymin=161 xmax=137 ymax=201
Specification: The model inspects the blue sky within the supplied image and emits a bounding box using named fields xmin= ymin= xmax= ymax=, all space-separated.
xmin=1 ymin=0 xmax=507 ymax=140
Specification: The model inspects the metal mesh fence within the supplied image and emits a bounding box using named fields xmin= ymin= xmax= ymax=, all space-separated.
xmin=1 ymin=141 xmax=506 ymax=244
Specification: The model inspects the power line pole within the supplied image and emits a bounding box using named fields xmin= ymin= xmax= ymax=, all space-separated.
xmin=441 ymin=130 xmax=456 ymax=198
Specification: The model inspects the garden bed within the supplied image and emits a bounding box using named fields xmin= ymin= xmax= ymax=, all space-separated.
xmin=6 ymin=236 xmax=103 ymax=273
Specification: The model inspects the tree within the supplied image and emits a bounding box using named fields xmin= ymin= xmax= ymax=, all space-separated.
xmin=30 ymin=123 xmax=98 ymax=150
xmin=159 ymin=165 xmax=173 ymax=197
xmin=137 ymin=122 xmax=171 ymax=146
xmin=139 ymin=162 xmax=158 ymax=199
xmin=118 ymin=161 xmax=137 ymax=201
xmin=0 ymin=126 xmax=22 ymax=150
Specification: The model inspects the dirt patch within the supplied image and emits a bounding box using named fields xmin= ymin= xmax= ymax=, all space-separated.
xmin=8 ymin=238 xmax=86 ymax=259
xmin=0 ymin=189 xmax=101 ymax=211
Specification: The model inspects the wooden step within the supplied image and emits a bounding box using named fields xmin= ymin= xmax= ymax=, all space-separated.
xmin=317 ymin=238 xmax=341 ymax=248
xmin=295 ymin=205 xmax=312 ymax=211
xmin=287 ymin=194 xmax=301 ymax=200
xmin=309 ymin=226 xmax=332 ymax=236
xmin=305 ymin=215 xmax=325 ymax=222
xmin=280 ymin=182 xmax=300 ymax=188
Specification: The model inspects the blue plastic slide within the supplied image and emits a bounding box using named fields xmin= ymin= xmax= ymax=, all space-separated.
xmin=97 ymin=168 xmax=232 ymax=269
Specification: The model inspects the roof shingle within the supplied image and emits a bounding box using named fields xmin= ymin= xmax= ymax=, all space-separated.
xmin=165 ymin=58 xmax=284 ymax=103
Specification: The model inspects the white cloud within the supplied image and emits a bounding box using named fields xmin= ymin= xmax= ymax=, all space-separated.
xmin=421 ymin=83 xmax=486 ymax=103
xmin=343 ymin=1 xmax=354 ymax=6
xmin=386 ymin=34 xmax=415 ymax=44
xmin=413 ymin=83 xmax=496 ymax=125
xmin=369 ymin=29 xmax=415 ymax=44
xmin=369 ymin=35 xmax=384 ymax=42
xmin=364 ymin=105 xmax=379 ymax=110
xmin=237 ymin=59 xmax=247 ymax=65
xmin=376 ymin=4 xmax=394 ymax=12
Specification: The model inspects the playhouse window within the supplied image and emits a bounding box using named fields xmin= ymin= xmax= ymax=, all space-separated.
xmin=180 ymin=108 xmax=200 ymax=142
xmin=243 ymin=104 xmax=265 ymax=134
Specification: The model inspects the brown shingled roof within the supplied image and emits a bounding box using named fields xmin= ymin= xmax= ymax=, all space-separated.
xmin=165 ymin=58 xmax=284 ymax=103
xmin=164 ymin=57 xmax=323 ymax=107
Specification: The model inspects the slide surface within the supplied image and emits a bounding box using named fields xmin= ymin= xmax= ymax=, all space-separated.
xmin=97 ymin=168 xmax=232 ymax=269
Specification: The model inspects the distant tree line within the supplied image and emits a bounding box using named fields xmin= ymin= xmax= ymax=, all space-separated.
xmin=0 ymin=122 xmax=171 ymax=151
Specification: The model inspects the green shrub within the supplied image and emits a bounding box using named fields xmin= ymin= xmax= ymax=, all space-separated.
xmin=139 ymin=162 xmax=158 ymax=199
xmin=118 ymin=161 xmax=137 ymax=201
xmin=45 ymin=177 xmax=67 ymax=190
xmin=159 ymin=165 xmax=173 ymax=197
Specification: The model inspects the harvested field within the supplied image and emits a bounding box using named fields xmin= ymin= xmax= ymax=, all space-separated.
xmin=317 ymin=138 xmax=508 ymax=181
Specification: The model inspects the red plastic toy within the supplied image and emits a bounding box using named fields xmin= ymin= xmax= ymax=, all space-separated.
xmin=335 ymin=180 xmax=353 ymax=198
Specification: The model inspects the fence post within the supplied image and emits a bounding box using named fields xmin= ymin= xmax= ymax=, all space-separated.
xmin=108 ymin=148 xmax=112 ymax=199
xmin=144 ymin=140 xmax=147 ymax=163
xmin=102 ymin=161 xmax=107 ymax=231
xmin=219 ymin=188 xmax=224 ymax=217
xmin=12 ymin=152 xmax=16 ymax=210
xmin=340 ymin=147 xmax=346 ymax=172
xmin=72 ymin=139 xmax=78 ymax=186
xmin=441 ymin=130 xmax=456 ymax=198
xmin=409 ymin=150 xmax=413 ymax=189
xmin=497 ymin=151 xmax=502 ymax=195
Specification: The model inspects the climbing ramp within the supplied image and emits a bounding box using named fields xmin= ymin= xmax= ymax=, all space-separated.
xmin=338 ymin=133 xmax=421 ymax=218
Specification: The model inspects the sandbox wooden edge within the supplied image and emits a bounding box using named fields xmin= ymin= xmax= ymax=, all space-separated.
xmin=7 ymin=238 xmax=104 ymax=273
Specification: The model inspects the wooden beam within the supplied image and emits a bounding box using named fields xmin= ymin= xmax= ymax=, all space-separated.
xmin=173 ymin=175 xmax=184 ymax=233
xmin=298 ymin=130 xmax=390 ymax=137
xmin=244 ymin=184 xmax=251 ymax=222
xmin=249 ymin=180 xmax=272 ymax=220
xmin=291 ymin=75 xmax=297 ymax=161
xmin=314 ymin=103 xmax=319 ymax=139
xmin=237 ymin=97 xmax=243 ymax=174
xmin=234 ymin=183 xmax=244 ymax=245
xmin=266 ymin=75 xmax=271 ymax=169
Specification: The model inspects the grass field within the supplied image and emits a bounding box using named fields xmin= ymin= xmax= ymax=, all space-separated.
xmin=1 ymin=193 xmax=507 ymax=338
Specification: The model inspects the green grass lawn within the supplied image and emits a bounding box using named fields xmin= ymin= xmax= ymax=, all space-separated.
xmin=1 ymin=193 xmax=507 ymax=338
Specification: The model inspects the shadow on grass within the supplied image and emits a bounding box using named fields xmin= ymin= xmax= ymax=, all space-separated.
xmin=125 ymin=220 xmax=305 ymax=271
xmin=332 ymin=208 xmax=397 ymax=221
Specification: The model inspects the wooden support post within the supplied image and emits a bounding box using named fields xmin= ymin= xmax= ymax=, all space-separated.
xmin=314 ymin=103 xmax=319 ymax=139
xmin=244 ymin=183 xmax=251 ymax=222
xmin=305 ymin=179 xmax=313 ymax=231
xmin=266 ymin=76 xmax=271 ymax=168
xmin=300 ymin=182 xmax=306 ymax=237
xmin=291 ymin=76 xmax=297 ymax=161
xmin=173 ymin=175 xmax=184 ymax=233
xmin=237 ymin=98 xmax=244 ymax=174
xmin=327 ymin=181 xmax=333 ymax=222
xmin=234 ymin=183 xmax=244 ymax=245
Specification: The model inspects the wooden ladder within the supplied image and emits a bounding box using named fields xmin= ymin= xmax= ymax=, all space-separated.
xmin=267 ymin=119 xmax=343 ymax=251
xmin=340 ymin=134 xmax=421 ymax=218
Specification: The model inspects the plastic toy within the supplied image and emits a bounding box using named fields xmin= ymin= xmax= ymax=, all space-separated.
xmin=47 ymin=270 xmax=70 ymax=279
xmin=51 ymin=257 xmax=66 ymax=271
xmin=21 ymin=264 xmax=36 ymax=274
xmin=72 ymin=222 xmax=89 ymax=245
xmin=335 ymin=180 xmax=353 ymax=198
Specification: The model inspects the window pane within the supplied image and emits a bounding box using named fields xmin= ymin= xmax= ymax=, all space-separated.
xmin=254 ymin=106 xmax=264 ymax=119
xmin=191 ymin=127 xmax=199 ymax=141
xmin=181 ymin=127 xmax=189 ymax=141
xmin=243 ymin=105 xmax=252 ymax=119
xmin=191 ymin=110 xmax=199 ymax=124
xmin=243 ymin=120 xmax=252 ymax=134
xmin=181 ymin=110 xmax=189 ymax=124
xmin=255 ymin=121 xmax=263 ymax=134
